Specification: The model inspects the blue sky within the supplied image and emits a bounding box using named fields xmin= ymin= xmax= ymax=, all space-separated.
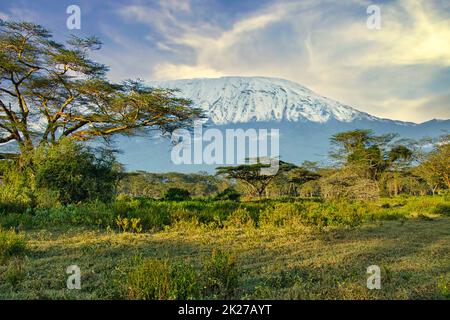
xmin=0 ymin=0 xmax=449 ymax=123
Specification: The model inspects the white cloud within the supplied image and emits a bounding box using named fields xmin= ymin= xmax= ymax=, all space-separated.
xmin=153 ymin=63 xmax=224 ymax=79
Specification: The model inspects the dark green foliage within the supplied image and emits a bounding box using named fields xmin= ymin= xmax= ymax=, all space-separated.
xmin=34 ymin=139 xmax=121 ymax=204
xmin=433 ymin=203 xmax=450 ymax=216
xmin=214 ymin=187 xmax=241 ymax=201
xmin=217 ymin=159 xmax=297 ymax=198
xmin=118 ymin=171 xmax=227 ymax=198
xmin=163 ymin=188 xmax=191 ymax=201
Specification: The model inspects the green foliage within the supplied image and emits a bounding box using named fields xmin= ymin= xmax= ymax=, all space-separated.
xmin=0 ymin=229 xmax=27 ymax=264
xmin=416 ymin=135 xmax=450 ymax=193
xmin=433 ymin=203 xmax=450 ymax=216
xmin=118 ymin=171 xmax=227 ymax=198
xmin=116 ymin=216 xmax=142 ymax=233
xmin=33 ymin=139 xmax=121 ymax=204
xmin=214 ymin=187 xmax=241 ymax=201
xmin=437 ymin=276 xmax=450 ymax=299
xmin=163 ymin=188 xmax=191 ymax=201
xmin=203 ymin=249 xmax=239 ymax=298
xmin=2 ymin=258 xmax=26 ymax=287
xmin=0 ymin=161 xmax=35 ymax=212
xmin=330 ymin=129 xmax=413 ymax=181
xmin=224 ymin=207 xmax=255 ymax=228
xmin=123 ymin=257 xmax=200 ymax=300
xmin=217 ymin=159 xmax=296 ymax=198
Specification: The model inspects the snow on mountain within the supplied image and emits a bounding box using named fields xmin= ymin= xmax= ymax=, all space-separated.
xmin=150 ymin=76 xmax=380 ymax=125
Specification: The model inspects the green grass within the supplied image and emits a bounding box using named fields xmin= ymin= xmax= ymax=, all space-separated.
xmin=1 ymin=195 xmax=448 ymax=231
xmin=0 ymin=229 xmax=27 ymax=264
xmin=0 ymin=196 xmax=449 ymax=299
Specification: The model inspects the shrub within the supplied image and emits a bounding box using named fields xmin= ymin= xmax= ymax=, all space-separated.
xmin=33 ymin=139 xmax=121 ymax=204
xmin=203 ymin=250 xmax=239 ymax=298
xmin=214 ymin=188 xmax=241 ymax=201
xmin=0 ymin=229 xmax=27 ymax=264
xmin=225 ymin=207 xmax=254 ymax=228
xmin=163 ymin=188 xmax=191 ymax=201
xmin=0 ymin=162 xmax=35 ymax=212
xmin=116 ymin=216 xmax=142 ymax=233
xmin=2 ymin=258 xmax=26 ymax=287
xmin=124 ymin=257 xmax=200 ymax=300
xmin=320 ymin=170 xmax=379 ymax=201
xmin=433 ymin=203 xmax=450 ymax=216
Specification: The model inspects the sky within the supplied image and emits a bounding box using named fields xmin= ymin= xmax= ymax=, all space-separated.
xmin=0 ymin=0 xmax=449 ymax=123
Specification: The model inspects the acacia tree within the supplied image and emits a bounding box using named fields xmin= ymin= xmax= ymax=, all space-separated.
xmin=284 ymin=167 xmax=321 ymax=196
xmin=0 ymin=21 xmax=202 ymax=157
xmin=416 ymin=134 xmax=450 ymax=193
xmin=217 ymin=159 xmax=296 ymax=198
xmin=330 ymin=129 xmax=413 ymax=181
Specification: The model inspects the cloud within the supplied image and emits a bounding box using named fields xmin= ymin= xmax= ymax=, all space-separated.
xmin=113 ymin=0 xmax=450 ymax=122
xmin=153 ymin=63 xmax=224 ymax=80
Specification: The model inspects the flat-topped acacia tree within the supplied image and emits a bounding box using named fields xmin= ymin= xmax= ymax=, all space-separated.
xmin=0 ymin=21 xmax=203 ymax=157
xmin=217 ymin=159 xmax=297 ymax=198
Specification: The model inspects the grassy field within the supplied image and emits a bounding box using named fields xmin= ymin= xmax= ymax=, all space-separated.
xmin=0 ymin=197 xmax=449 ymax=300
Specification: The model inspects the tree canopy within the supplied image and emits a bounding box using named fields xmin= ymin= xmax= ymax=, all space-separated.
xmin=0 ymin=21 xmax=202 ymax=155
xmin=330 ymin=129 xmax=413 ymax=180
xmin=216 ymin=159 xmax=296 ymax=198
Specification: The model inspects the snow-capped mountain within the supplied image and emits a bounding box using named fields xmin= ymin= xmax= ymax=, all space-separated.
xmin=150 ymin=76 xmax=386 ymax=125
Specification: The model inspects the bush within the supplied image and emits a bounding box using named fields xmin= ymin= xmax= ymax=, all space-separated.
xmin=203 ymin=250 xmax=239 ymax=298
xmin=225 ymin=207 xmax=255 ymax=228
xmin=163 ymin=188 xmax=191 ymax=201
xmin=33 ymin=139 xmax=121 ymax=204
xmin=124 ymin=257 xmax=200 ymax=300
xmin=2 ymin=258 xmax=26 ymax=287
xmin=214 ymin=187 xmax=241 ymax=201
xmin=320 ymin=170 xmax=379 ymax=201
xmin=433 ymin=203 xmax=450 ymax=216
xmin=0 ymin=161 xmax=35 ymax=212
xmin=0 ymin=229 xmax=27 ymax=264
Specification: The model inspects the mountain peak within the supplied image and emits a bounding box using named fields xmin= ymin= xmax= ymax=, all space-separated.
xmin=150 ymin=76 xmax=376 ymax=125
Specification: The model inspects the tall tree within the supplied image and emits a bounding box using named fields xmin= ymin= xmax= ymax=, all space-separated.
xmin=330 ymin=129 xmax=413 ymax=180
xmin=416 ymin=134 xmax=450 ymax=193
xmin=0 ymin=21 xmax=202 ymax=156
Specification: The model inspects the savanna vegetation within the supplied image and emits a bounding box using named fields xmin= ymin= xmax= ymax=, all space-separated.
xmin=0 ymin=21 xmax=449 ymax=300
